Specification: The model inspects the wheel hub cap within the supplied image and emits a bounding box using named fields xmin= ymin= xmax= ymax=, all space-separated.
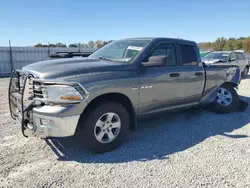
xmin=94 ymin=112 xmax=121 ymax=144
xmin=216 ymin=88 xmax=233 ymax=106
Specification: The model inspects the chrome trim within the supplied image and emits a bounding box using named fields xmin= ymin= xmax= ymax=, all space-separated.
xmin=32 ymin=98 xmax=84 ymax=104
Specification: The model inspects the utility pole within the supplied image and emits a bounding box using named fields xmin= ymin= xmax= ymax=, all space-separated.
xmin=9 ymin=40 xmax=14 ymax=72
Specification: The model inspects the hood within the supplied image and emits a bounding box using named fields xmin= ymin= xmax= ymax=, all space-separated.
xmin=22 ymin=57 xmax=125 ymax=79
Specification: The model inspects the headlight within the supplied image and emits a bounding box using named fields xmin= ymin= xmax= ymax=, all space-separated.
xmin=43 ymin=85 xmax=85 ymax=101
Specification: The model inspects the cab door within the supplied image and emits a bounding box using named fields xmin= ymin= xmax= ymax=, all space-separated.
xmin=138 ymin=42 xmax=182 ymax=115
xmin=178 ymin=44 xmax=205 ymax=104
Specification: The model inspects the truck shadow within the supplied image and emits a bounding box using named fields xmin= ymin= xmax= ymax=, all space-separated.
xmin=45 ymin=96 xmax=250 ymax=163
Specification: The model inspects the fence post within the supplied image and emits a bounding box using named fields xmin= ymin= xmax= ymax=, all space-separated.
xmin=9 ymin=40 xmax=14 ymax=72
xmin=47 ymin=42 xmax=50 ymax=57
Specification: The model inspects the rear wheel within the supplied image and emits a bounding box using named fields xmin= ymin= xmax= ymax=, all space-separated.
xmin=76 ymin=102 xmax=130 ymax=153
xmin=212 ymin=85 xmax=239 ymax=113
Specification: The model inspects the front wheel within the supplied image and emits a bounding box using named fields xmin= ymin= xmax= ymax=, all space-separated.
xmin=76 ymin=102 xmax=130 ymax=153
xmin=211 ymin=85 xmax=239 ymax=113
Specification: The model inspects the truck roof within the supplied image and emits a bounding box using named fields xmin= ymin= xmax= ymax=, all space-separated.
xmin=122 ymin=37 xmax=197 ymax=45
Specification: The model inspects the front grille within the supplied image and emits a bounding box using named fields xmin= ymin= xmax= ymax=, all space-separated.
xmin=32 ymin=81 xmax=45 ymax=99
xmin=19 ymin=74 xmax=46 ymax=101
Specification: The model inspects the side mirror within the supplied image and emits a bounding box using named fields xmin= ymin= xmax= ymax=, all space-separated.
xmin=229 ymin=57 xmax=236 ymax=62
xmin=141 ymin=55 xmax=168 ymax=67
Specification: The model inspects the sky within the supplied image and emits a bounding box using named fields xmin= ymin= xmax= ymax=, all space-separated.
xmin=0 ymin=0 xmax=250 ymax=46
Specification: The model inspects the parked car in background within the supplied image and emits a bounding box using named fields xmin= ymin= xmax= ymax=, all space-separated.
xmin=202 ymin=51 xmax=250 ymax=77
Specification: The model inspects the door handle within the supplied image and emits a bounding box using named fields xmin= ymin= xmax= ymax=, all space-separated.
xmin=195 ymin=72 xmax=203 ymax=76
xmin=170 ymin=73 xmax=180 ymax=77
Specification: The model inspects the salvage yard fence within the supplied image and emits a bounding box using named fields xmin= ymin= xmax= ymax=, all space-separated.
xmin=0 ymin=46 xmax=96 ymax=77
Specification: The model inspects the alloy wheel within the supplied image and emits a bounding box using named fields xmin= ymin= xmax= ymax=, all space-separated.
xmin=94 ymin=112 xmax=121 ymax=144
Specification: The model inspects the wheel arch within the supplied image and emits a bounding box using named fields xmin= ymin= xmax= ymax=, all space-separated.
xmin=220 ymin=82 xmax=238 ymax=89
xmin=200 ymin=82 xmax=238 ymax=106
xmin=211 ymin=82 xmax=239 ymax=113
xmin=80 ymin=92 xmax=137 ymax=131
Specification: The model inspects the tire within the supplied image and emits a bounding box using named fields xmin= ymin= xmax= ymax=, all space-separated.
xmin=211 ymin=85 xmax=239 ymax=113
xmin=242 ymin=66 xmax=249 ymax=78
xmin=76 ymin=102 xmax=130 ymax=153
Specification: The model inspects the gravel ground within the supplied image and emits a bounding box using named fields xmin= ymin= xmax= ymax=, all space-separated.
xmin=0 ymin=77 xmax=250 ymax=188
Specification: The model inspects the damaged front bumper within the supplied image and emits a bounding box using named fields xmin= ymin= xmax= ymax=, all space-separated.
xmin=22 ymin=107 xmax=81 ymax=138
xmin=8 ymin=69 xmax=87 ymax=138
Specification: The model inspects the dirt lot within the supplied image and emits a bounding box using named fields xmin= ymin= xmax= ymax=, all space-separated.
xmin=0 ymin=77 xmax=250 ymax=188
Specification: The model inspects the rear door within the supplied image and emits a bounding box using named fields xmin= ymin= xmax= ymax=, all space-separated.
xmin=236 ymin=52 xmax=247 ymax=72
xmin=178 ymin=44 xmax=205 ymax=104
xmin=138 ymin=42 xmax=182 ymax=115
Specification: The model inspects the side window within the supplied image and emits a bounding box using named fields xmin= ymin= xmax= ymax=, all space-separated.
xmin=236 ymin=52 xmax=244 ymax=60
xmin=180 ymin=45 xmax=198 ymax=66
xmin=228 ymin=53 xmax=237 ymax=60
xmin=146 ymin=43 xmax=176 ymax=66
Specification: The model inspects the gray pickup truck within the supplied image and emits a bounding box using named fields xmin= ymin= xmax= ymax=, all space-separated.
xmin=9 ymin=37 xmax=241 ymax=153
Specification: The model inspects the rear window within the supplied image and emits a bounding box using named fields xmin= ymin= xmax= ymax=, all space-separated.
xmin=180 ymin=45 xmax=198 ymax=66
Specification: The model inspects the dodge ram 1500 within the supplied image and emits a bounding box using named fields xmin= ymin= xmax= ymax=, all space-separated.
xmin=9 ymin=37 xmax=241 ymax=153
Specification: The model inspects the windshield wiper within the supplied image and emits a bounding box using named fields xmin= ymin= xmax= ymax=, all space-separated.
xmin=98 ymin=56 xmax=115 ymax=62
xmin=98 ymin=56 xmax=128 ymax=63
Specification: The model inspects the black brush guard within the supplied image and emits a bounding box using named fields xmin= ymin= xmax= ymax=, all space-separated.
xmin=8 ymin=69 xmax=37 ymax=137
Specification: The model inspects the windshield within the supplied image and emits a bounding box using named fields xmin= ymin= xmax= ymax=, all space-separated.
xmin=203 ymin=52 xmax=229 ymax=61
xmin=88 ymin=39 xmax=151 ymax=62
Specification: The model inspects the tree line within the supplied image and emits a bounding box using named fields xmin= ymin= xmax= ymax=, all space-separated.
xmin=34 ymin=40 xmax=113 ymax=48
xmin=198 ymin=37 xmax=250 ymax=53
xmin=34 ymin=37 xmax=250 ymax=53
